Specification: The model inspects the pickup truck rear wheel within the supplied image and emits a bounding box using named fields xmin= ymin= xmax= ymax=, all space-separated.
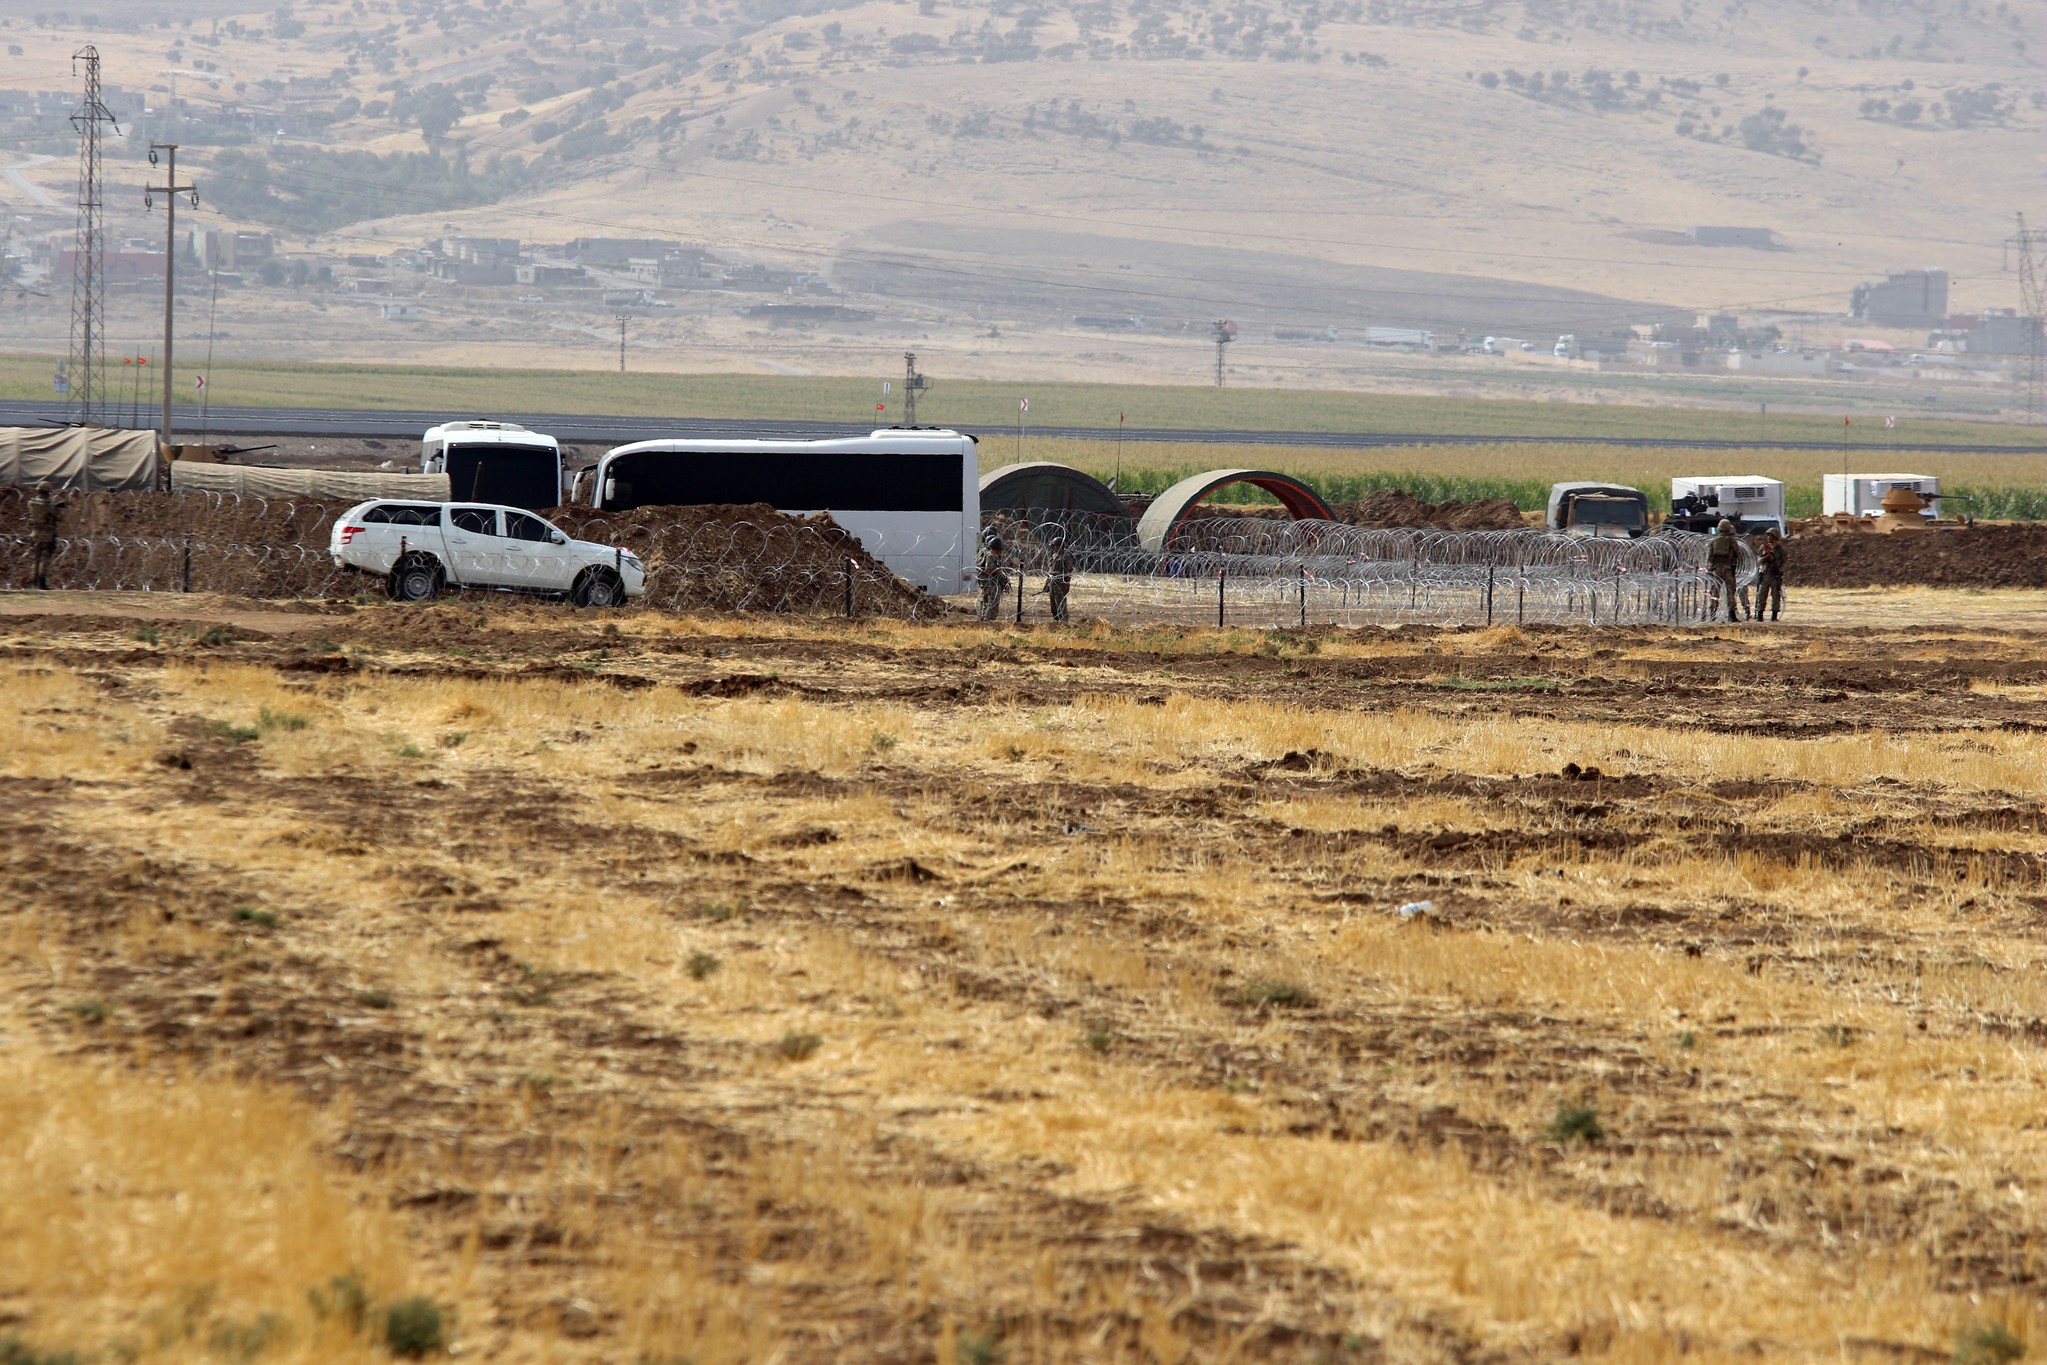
xmin=387 ymin=553 xmax=443 ymax=603
xmin=571 ymin=567 xmax=626 ymax=608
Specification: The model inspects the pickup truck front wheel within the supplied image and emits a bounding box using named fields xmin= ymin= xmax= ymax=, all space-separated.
xmin=571 ymin=567 xmax=626 ymax=608
xmin=387 ymin=553 xmax=444 ymax=603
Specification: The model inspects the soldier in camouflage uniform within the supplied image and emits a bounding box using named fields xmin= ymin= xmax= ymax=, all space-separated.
xmin=1045 ymin=533 xmax=1074 ymax=622
xmin=26 ymin=480 xmax=62 ymax=591
xmin=976 ymin=533 xmax=1007 ymax=621
xmin=1753 ymin=527 xmax=1786 ymax=621
xmin=1705 ymin=517 xmax=1741 ymax=622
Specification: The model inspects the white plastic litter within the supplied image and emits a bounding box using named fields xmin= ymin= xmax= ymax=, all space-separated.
xmin=1395 ymin=900 xmax=1434 ymax=918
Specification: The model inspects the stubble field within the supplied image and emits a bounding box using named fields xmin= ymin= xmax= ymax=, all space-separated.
xmin=6 ymin=592 xmax=2047 ymax=1364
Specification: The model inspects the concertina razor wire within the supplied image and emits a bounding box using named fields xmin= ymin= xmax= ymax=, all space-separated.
xmin=0 ymin=491 xmax=1758 ymax=627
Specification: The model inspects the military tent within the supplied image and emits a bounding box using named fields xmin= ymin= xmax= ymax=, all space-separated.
xmin=0 ymin=426 xmax=159 ymax=492
xmin=169 ymin=464 xmax=451 ymax=500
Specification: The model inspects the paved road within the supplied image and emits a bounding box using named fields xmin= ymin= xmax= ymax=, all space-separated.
xmin=0 ymin=155 xmax=62 ymax=210
xmin=4 ymin=400 xmax=2043 ymax=454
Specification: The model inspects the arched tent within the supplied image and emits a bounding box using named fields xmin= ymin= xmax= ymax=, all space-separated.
xmin=979 ymin=462 xmax=1140 ymax=567
xmin=1134 ymin=469 xmax=1333 ymax=553
xmin=980 ymin=462 xmax=1130 ymax=522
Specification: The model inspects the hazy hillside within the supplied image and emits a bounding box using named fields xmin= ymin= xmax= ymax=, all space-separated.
xmin=0 ymin=0 xmax=2040 ymax=380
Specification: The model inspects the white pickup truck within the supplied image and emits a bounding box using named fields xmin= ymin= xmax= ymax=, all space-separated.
xmin=329 ymin=500 xmax=646 ymax=606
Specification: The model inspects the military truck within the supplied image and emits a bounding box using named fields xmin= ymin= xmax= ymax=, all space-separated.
xmin=1546 ymin=482 xmax=1649 ymax=538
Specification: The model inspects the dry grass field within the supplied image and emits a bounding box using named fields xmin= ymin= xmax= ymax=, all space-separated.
xmin=7 ymin=590 xmax=2047 ymax=1363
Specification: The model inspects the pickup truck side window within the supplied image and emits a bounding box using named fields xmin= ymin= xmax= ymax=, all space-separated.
xmin=504 ymin=512 xmax=553 ymax=543
xmin=363 ymin=503 xmax=441 ymax=525
xmin=449 ymin=507 xmax=498 ymax=535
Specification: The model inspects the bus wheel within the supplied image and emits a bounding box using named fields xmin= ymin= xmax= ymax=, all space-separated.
xmin=572 ymin=568 xmax=625 ymax=608
xmin=388 ymin=553 xmax=443 ymax=603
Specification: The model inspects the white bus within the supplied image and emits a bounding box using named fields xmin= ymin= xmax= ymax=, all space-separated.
xmin=587 ymin=428 xmax=979 ymax=594
xmin=422 ymin=421 xmax=566 ymax=510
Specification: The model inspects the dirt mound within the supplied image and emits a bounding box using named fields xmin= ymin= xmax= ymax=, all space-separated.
xmin=0 ymin=489 xmax=936 ymax=616
xmin=1787 ymin=523 xmax=2047 ymax=590
xmin=1174 ymin=490 xmax=1527 ymax=531
xmin=548 ymin=503 xmax=934 ymax=616
xmin=1325 ymin=491 xmax=1528 ymax=531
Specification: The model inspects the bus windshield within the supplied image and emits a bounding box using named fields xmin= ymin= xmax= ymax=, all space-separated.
xmin=441 ymin=443 xmax=560 ymax=510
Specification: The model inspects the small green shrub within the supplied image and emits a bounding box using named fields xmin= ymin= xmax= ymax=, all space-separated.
xmin=194 ymin=627 xmax=232 ymax=647
xmin=1081 ymin=1028 xmax=1112 ymax=1052
xmin=1818 ymin=1023 xmax=1856 ymax=1048
xmin=686 ymin=951 xmax=720 ymax=981
xmin=1543 ymin=1105 xmax=1605 ymax=1145
xmin=1954 ymin=1320 xmax=2025 ymax=1365
xmin=206 ymin=719 xmax=261 ymax=744
xmin=956 ymin=1328 xmax=1006 ymax=1365
xmin=870 ymin=730 xmax=898 ymax=751
xmin=510 ymin=963 xmax=562 ymax=1007
xmin=356 ymin=989 xmax=394 ymax=1010
xmin=1239 ymin=979 xmax=1312 ymax=1009
xmin=0 ymin=1337 xmax=83 ymax=1365
xmin=68 ymin=1000 xmax=108 ymax=1023
xmin=131 ymin=625 xmax=160 ymax=645
xmin=257 ymin=706 xmax=309 ymax=733
xmin=384 ymin=1297 xmax=447 ymax=1358
xmin=697 ymin=903 xmax=737 ymax=922
xmin=776 ymin=1031 xmax=822 ymax=1061
xmin=307 ymin=1272 xmax=370 ymax=1330
xmin=232 ymin=906 xmax=280 ymax=928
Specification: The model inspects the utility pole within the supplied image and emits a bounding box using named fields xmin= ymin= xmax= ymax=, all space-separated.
xmin=67 ymin=45 xmax=118 ymax=426
xmin=614 ymin=313 xmax=628 ymax=372
xmin=144 ymin=143 xmax=198 ymax=449
xmin=2005 ymin=212 xmax=2047 ymax=423
xmin=1211 ymin=319 xmax=1235 ymax=387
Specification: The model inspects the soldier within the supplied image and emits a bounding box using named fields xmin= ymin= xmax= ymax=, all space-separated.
xmin=26 ymin=479 xmax=62 ymax=591
xmin=1705 ymin=517 xmax=1741 ymax=623
xmin=976 ymin=533 xmax=1006 ymax=621
xmin=1045 ymin=533 xmax=1074 ymax=623
xmin=1754 ymin=527 xmax=1786 ymax=621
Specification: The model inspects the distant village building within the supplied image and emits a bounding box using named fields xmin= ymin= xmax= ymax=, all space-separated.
xmin=56 ymin=248 xmax=164 ymax=283
xmin=1688 ymin=226 xmax=1776 ymax=249
xmin=190 ymin=228 xmax=274 ymax=272
xmin=1929 ymin=310 xmax=2044 ymax=355
xmin=516 ymin=263 xmax=587 ymax=287
xmin=565 ymin=237 xmax=681 ymax=266
xmin=1851 ymin=269 xmax=1949 ymax=328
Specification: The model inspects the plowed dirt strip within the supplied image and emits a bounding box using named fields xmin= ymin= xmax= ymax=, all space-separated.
xmin=5 ymin=601 xmax=2047 ymax=1364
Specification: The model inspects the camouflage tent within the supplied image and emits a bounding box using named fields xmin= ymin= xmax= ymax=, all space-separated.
xmin=170 ymin=464 xmax=450 ymax=501
xmin=0 ymin=426 xmax=159 ymax=492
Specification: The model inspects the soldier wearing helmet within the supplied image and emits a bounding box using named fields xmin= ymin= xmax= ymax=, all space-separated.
xmin=1705 ymin=517 xmax=1741 ymax=623
xmin=1753 ymin=527 xmax=1786 ymax=621
xmin=976 ymin=531 xmax=1007 ymax=621
xmin=26 ymin=479 xmax=63 ymax=590
xmin=1044 ymin=531 xmax=1074 ymax=623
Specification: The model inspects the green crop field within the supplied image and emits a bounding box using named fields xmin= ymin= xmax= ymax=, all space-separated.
xmin=1008 ymin=438 xmax=2047 ymax=519
xmin=5 ymin=354 xmax=2045 ymax=449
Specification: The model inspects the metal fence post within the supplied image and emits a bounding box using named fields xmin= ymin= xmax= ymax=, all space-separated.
xmin=1015 ymin=566 xmax=1024 ymax=624
xmin=845 ymin=557 xmax=856 ymax=617
xmin=1217 ymin=569 xmax=1225 ymax=628
xmin=1486 ymin=564 xmax=1494 ymax=626
xmin=1298 ymin=565 xmax=1307 ymax=630
xmin=1517 ymin=575 xmax=1525 ymax=626
xmin=181 ymin=535 xmax=191 ymax=593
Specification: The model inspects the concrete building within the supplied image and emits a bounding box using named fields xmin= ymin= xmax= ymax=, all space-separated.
xmin=1931 ymin=310 xmax=2044 ymax=356
xmin=190 ymin=228 xmax=274 ymax=271
xmin=1851 ymin=269 xmax=1949 ymax=328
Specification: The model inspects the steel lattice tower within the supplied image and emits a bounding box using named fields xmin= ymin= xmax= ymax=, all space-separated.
xmin=2008 ymin=212 xmax=2047 ymax=423
xmin=67 ymin=45 xmax=118 ymax=425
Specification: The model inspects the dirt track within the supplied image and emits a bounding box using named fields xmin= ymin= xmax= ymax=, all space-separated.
xmin=7 ymin=595 xmax=2047 ymax=1362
